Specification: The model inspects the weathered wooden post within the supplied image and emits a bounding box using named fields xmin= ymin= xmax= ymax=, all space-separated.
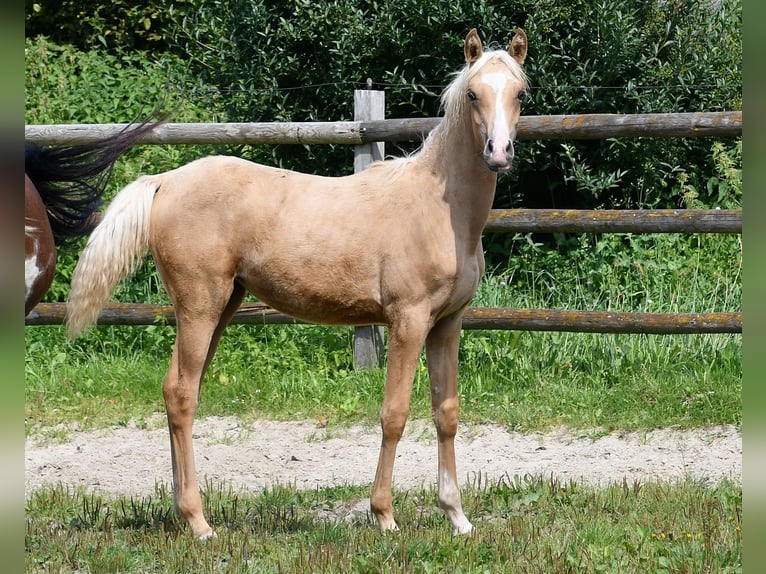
xmin=352 ymin=80 xmax=386 ymax=368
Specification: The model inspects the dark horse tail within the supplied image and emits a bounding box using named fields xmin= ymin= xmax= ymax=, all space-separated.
xmin=25 ymin=113 xmax=166 ymax=246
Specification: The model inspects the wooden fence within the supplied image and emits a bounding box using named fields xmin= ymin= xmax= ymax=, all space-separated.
xmin=25 ymin=105 xmax=742 ymax=364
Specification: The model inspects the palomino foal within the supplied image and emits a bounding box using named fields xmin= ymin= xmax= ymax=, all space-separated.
xmin=66 ymin=28 xmax=528 ymax=539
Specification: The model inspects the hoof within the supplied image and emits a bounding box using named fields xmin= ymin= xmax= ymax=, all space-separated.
xmin=452 ymin=520 xmax=475 ymax=536
xmin=376 ymin=516 xmax=400 ymax=532
xmin=195 ymin=528 xmax=217 ymax=541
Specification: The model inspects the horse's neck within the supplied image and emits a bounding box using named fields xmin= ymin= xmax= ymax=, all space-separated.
xmin=419 ymin=119 xmax=498 ymax=246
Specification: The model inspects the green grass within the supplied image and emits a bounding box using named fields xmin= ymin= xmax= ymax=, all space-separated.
xmin=26 ymin=476 xmax=741 ymax=573
xmin=24 ymin=323 xmax=741 ymax=437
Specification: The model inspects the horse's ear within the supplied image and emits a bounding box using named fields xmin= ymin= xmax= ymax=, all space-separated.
xmin=509 ymin=28 xmax=527 ymax=65
xmin=464 ymin=28 xmax=483 ymax=64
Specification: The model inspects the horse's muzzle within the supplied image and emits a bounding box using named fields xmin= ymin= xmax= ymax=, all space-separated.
xmin=484 ymin=138 xmax=514 ymax=172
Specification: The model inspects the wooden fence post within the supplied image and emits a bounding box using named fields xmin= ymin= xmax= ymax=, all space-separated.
xmin=352 ymin=82 xmax=386 ymax=369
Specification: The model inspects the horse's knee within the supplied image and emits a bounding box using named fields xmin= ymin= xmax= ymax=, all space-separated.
xmin=432 ymin=398 xmax=459 ymax=438
xmin=163 ymin=377 xmax=198 ymax=419
xmin=380 ymin=408 xmax=408 ymax=441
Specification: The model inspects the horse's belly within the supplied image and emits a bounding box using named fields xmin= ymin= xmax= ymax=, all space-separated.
xmin=240 ymin=274 xmax=385 ymax=327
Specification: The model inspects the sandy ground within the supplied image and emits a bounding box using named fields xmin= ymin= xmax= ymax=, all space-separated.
xmin=24 ymin=416 xmax=741 ymax=498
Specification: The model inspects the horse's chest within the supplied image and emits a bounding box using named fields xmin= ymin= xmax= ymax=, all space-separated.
xmin=430 ymin=254 xmax=483 ymax=316
xmin=452 ymin=258 xmax=482 ymax=299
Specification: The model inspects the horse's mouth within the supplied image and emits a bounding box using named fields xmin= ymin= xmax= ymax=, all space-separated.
xmin=486 ymin=161 xmax=512 ymax=173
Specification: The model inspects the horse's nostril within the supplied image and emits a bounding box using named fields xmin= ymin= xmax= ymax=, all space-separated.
xmin=486 ymin=140 xmax=494 ymax=153
xmin=505 ymin=141 xmax=512 ymax=152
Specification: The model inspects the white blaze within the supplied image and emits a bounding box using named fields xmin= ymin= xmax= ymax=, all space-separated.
xmin=481 ymin=72 xmax=512 ymax=166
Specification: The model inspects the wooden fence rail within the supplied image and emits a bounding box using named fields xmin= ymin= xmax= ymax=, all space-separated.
xmin=485 ymin=209 xmax=741 ymax=234
xmin=24 ymin=111 xmax=742 ymax=146
xmin=25 ymin=303 xmax=742 ymax=334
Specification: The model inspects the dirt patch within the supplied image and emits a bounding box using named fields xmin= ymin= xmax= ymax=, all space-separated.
xmin=25 ymin=416 xmax=741 ymax=498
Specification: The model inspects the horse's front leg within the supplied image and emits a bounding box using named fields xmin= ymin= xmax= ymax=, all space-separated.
xmin=370 ymin=311 xmax=431 ymax=531
xmin=425 ymin=310 xmax=474 ymax=535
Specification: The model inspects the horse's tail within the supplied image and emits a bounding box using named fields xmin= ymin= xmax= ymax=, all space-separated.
xmin=65 ymin=176 xmax=160 ymax=338
xmin=25 ymin=112 xmax=166 ymax=246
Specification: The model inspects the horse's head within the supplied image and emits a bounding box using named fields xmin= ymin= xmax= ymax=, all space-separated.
xmin=462 ymin=28 xmax=528 ymax=172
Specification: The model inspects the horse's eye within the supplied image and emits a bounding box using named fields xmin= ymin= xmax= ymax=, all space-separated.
xmin=467 ymin=90 xmax=477 ymax=102
xmin=518 ymin=90 xmax=527 ymax=102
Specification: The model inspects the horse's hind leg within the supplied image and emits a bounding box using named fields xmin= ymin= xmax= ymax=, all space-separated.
xmin=162 ymin=281 xmax=244 ymax=540
xmin=425 ymin=310 xmax=474 ymax=534
xmin=370 ymin=308 xmax=431 ymax=531
xmin=162 ymin=318 xmax=216 ymax=539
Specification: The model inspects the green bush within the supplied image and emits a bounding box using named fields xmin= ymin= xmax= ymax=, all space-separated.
xmin=518 ymin=0 xmax=742 ymax=211
xmin=25 ymin=0 xmax=171 ymax=52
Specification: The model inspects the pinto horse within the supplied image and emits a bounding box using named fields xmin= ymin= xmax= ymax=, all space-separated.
xmin=66 ymin=28 xmax=528 ymax=539
xmin=25 ymin=117 xmax=163 ymax=316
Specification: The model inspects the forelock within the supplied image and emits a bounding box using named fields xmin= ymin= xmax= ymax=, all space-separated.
xmin=440 ymin=49 xmax=528 ymax=126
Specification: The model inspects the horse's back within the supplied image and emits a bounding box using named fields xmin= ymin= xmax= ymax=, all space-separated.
xmin=149 ymin=155 xmax=296 ymax=245
xmin=150 ymin=155 xmax=388 ymax=244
